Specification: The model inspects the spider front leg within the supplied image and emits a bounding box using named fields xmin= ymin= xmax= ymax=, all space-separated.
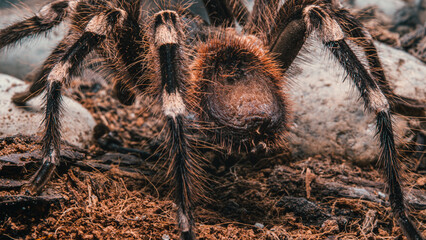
xmin=27 ymin=9 xmax=126 ymax=194
xmin=150 ymin=10 xmax=201 ymax=240
xmin=0 ymin=0 xmax=78 ymax=104
xmin=0 ymin=0 xmax=76 ymax=49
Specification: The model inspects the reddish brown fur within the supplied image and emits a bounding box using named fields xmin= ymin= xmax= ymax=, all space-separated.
xmin=188 ymin=30 xmax=290 ymax=153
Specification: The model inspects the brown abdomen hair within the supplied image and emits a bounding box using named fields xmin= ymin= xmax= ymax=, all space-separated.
xmin=189 ymin=30 xmax=290 ymax=151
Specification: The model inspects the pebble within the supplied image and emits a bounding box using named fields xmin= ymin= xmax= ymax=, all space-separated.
xmin=254 ymin=223 xmax=264 ymax=229
xmin=162 ymin=234 xmax=171 ymax=240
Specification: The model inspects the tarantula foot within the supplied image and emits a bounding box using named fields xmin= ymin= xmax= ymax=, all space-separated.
xmin=22 ymin=156 xmax=57 ymax=195
xmin=11 ymin=75 xmax=45 ymax=106
xmin=11 ymin=90 xmax=33 ymax=106
xmin=396 ymin=212 xmax=425 ymax=240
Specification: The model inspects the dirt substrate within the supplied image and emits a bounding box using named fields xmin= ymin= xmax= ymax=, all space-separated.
xmin=0 ymin=140 xmax=425 ymax=239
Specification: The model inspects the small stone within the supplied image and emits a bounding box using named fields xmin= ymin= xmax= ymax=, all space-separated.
xmin=254 ymin=223 xmax=264 ymax=229
xmin=162 ymin=234 xmax=171 ymax=240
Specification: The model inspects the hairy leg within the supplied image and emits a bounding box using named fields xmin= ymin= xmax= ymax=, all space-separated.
xmin=27 ymin=7 xmax=126 ymax=194
xmin=267 ymin=1 xmax=423 ymax=239
xmin=333 ymin=9 xmax=426 ymax=117
xmin=0 ymin=0 xmax=76 ymax=49
xmin=307 ymin=4 xmax=423 ymax=239
xmin=150 ymin=10 xmax=202 ymax=240
xmin=11 ymin=33 xmax=79 ymax=105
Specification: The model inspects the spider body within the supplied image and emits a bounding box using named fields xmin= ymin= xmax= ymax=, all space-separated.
xmin=0 ymin=0 xmax=424 ymax=239
xmin=191 ymin=31 xmax=288 ymax=149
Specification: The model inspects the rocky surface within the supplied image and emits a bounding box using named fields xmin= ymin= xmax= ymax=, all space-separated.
xmin=288 ymin=40 xmax=425 ymax=165
xmin=0 ymin=74 xmax=96 ymax=148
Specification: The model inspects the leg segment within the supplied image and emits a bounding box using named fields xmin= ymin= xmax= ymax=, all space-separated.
xmin=0 ymin=0 xmax=76 ymax=49
xmin=267 ymin=1 xmax=423 ymax=238
xmin=333 ymin=9 xmax=426 ymax=118
xmin=101 ymin=0 xmax=149 ymax=105
xmin=303 ymin=4 xmax=423 ymax=239
xmin=28 ymin=9 xmax=126 ymax=194
xmin=265 ymin=0 xmax=315 ymax=69
xmin=151 ymin=10 xmax=201 ymax=240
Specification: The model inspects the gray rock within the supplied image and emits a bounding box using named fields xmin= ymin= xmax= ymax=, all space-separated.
xmin=0 ymin=74 xmax=96 ymax=148
xmin=288 ymin=40 xmax=425 ymax=164
xmin=162 ymin=234 xmax=171 ymax=240
xmin=254 ymin=223 xmax=264 ymax=229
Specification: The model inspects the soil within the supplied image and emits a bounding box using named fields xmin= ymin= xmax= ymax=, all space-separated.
xmin=0 ymin=3 xmax=425 ymax=240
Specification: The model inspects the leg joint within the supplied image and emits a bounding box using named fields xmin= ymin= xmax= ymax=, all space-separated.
xmin=162 ymin=89 xmax=186 ymax=118
xmin=85 ymin=9 xmax=126 ymax=35
xmin=303 ymin=5 xmax=344 ymax=42
xmin=369 ymin=90 xmax=390 ymax=113
xmin=36 ymin=0 xmax=74 ymax=23
xmin=47 ymin=62 xmax=71 ymax=84
xmin=153 ymin=10 xmax=182 ymax=46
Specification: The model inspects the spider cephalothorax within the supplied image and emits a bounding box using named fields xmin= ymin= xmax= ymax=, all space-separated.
xmin=0 ymin=0 xmax=424 ymax=239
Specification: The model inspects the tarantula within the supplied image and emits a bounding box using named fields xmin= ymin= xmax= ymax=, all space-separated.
xmin=0 ymin=0 xmax=424 ymax=239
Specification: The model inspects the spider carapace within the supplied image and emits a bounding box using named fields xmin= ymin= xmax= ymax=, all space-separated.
xmin=0 ymin=0 xmax=424 ymax=239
